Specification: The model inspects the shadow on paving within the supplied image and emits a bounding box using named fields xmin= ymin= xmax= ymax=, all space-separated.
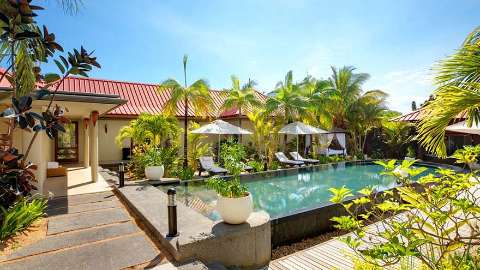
xmin=0 ymin=191 xmax=171 ymax=270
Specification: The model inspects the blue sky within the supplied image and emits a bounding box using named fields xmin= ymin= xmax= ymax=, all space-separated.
xmin=36 ymin=0 xmax=479 ymax=113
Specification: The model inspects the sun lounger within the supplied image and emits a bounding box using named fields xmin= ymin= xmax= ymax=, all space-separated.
xmin=275 ymin=152 xmax=304 ymax=167
xmin=243 ymin=164 xmax=253 ymax=172
xmin=290 ymin=152 xmax=319 ymax=164
xmin=199 ymin=156 xmax=228 ymax=176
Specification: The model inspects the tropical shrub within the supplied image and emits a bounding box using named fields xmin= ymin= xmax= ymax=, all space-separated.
xmin=141 ymin=147 xmax=164 ymax=167
xmin=1 ymin=198 xmax=47 ymax=242
xmin=246 ymin=160 xmax=264 ymax=172
xmin=175 ymin=167 xmax=195 ymax=180
xmin=187 ymin=122 xmax=211 ymax=170
xmin=247 ymin=110 xmax=281 ymax=169
xmin=329 ymin=159 xmax=480 ymax=269
xmin=219 ymin=138 xmax=247 ymax=175
xmin=450 ymin=145 xmax=480 ymax=166
xmin=130 ymin=145 xmax=180 ymax=178
xmin=116 ymin=113 xmax=180 ymax=147
xmin=206 ymin=138 xmax=249 ymax=198
xmin=206 ymin=176 xmax=248 ymax=198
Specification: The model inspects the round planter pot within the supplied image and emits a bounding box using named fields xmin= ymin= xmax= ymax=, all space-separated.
xmin=468 ymin=162 xmax=480 ymax=170
xmin=217 ymin=193 xmax=253 ymax=224
xmin=145 ymin=165 xmax=164 ymax=180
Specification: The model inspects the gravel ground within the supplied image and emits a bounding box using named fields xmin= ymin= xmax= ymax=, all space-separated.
xmin=271 ymin=229 xmax=348 ymax=260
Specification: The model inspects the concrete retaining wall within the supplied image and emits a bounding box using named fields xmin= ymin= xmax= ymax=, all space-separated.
xmin=111 ymin=180 xmax=271 ymax=269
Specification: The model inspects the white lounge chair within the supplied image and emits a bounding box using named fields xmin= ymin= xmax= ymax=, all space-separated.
xmin=275 ymin=152 xmax=304 ymax=167
xmin=199 ymin=156 xmax=228 ymax=176
xmin=290 ymin=152 xmax=319 ymax=165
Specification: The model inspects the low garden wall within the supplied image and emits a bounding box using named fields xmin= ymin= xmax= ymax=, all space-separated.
xmin=102 ymin=172 xmax=271 ymax=269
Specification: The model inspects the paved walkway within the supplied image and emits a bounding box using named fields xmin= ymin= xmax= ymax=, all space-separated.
xmin=0 ymin=191 xmax=172 ymax=270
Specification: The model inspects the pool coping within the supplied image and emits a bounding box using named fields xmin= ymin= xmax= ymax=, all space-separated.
xmin=151 ymin=159 xmax=462 ymax=247
xmin=156 ymin=160 xmax=459 ymax=220
xmin=99 ymin=171 xmax=272 ymax=269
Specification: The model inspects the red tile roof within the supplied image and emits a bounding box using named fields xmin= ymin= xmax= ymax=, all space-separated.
xmin=392 ymin=109 xmax=467 ymax=122
xmin=0 ymin=69 xmax=268 ymax=118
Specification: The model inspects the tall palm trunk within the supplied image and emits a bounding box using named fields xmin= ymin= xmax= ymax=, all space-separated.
xmin=183 ymin=97 xmax=188 ymax=168
xmin=183 ymin=56 xmax=188 ymax=169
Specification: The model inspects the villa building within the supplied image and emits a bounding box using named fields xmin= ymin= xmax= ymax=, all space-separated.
xmin=1 ymin=75 xmax=267 ymax=196
xmin=392 ymin=109 xmax=480 ymax=157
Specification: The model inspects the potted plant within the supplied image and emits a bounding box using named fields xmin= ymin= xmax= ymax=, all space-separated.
xmin=206 ymin=139 xmax=252 ymax=224
xmin=142 ymin=147 xmax=164 ymax=180
xmin=206 ymin=176 xmax=252 ymax=224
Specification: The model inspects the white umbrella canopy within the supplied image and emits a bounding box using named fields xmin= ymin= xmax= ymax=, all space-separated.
xmin=278 ymin=121 xmax=328 ymax=154
xmin=190 ymin=119 xmax=252 ymax=161
xmin=446 ymin=121 xmax=480 ymax=135
xmin=278 ymin=121 xmax=328 ymax=135
xmin=191 ymin=119 xmax=252 ymax=135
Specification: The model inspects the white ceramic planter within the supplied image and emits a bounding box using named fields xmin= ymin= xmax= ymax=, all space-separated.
xmin=145 ymin=165 xmax=164 ymax=180
xmin=468 ymin=162 xmax=480 ymax=170
xmin=217 ymin=193 xmax=253 ymax=224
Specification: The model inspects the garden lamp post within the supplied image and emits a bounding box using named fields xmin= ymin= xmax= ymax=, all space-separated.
xmin=118 ymin=162 xmax=125 ymax=188
xmin=167 ymin=188 xmax=179 ymax=237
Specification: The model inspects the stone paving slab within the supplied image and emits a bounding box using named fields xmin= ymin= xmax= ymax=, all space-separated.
xmin=47 ymin=207 xmax=130 ymax=235
xmin=149 ymin=260 xmax=209 ymax=270
xmin=0 ymin=234 xmax=159 ymax=270
xmin=1 ymin=222 xmax=139 ymax=262
xmin=46 ymin=199 xmax=120 ymax=217
xmin=48 ymin=191 xmax=116 ymax=209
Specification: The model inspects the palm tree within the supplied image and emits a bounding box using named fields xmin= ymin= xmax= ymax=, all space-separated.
xmin=266 ymin=70 xmax=308 ymax=123
xmin=158 ymin=55 xmax=212 ymax=168
xmin=221 ymin=75 xmax=261 ymax=142
xmin=266 ymin=71 xmax=308 ymax=150
xmin=328 ymin=66 xmax=370 ymax=129
xmin=346 ymin=90 xmax=388 ymax=154
xmin=298 ymin=75 xmax=338 ymax=129
xmin=417 ymin=27 xmax=480 ymax=157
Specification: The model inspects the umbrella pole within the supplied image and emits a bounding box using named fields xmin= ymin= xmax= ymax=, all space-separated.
xmin=297 ymin=135 xmax=299 ymax=155
xmin=218 ymin=134 xmax=221 ymax=163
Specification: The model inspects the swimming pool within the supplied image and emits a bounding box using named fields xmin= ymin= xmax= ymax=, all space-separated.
xmin=158 ymin=161 xmax=436 ymax=221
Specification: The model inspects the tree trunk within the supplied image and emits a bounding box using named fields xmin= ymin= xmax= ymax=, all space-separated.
xmin=238 ymin=107 xmax=242 ymax=143
xmin=183 ymin=97 xmax=188 ymax=169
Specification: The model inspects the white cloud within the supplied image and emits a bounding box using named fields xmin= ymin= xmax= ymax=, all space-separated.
xmin=367 ymin=68 xmax=435 ymax=113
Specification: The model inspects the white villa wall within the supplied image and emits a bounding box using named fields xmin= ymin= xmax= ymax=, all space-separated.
xmin=98 ymin=117 xmax=257 ymax=163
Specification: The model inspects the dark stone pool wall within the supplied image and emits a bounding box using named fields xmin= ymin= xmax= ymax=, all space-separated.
xmin=266 ymin=160 xmax=461 ymax=248
xmin=271 ymin=200 xmax=348 ymax=247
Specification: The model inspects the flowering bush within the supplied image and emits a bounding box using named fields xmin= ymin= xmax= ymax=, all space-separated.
xmin=330 ymin=159 xmax=480 ymax=269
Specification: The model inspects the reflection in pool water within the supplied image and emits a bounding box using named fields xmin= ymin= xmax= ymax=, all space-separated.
xmin=158 ymin=163 xmax=435 ymax=220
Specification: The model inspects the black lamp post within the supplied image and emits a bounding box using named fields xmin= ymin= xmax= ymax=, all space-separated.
xmin=167 ymin=188 xmax=179 ymax=237
xmin=118 ymin=162 xmax=125 ymax=188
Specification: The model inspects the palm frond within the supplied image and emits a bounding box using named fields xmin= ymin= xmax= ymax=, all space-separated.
xmin=417 ymin=83 xmax=480 ymax=157
xmin=157 ymin=79 xmax=185 ymax=116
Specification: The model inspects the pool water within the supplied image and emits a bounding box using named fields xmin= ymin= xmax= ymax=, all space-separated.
xmin=158 ymin=163 xmax=435 ymax=220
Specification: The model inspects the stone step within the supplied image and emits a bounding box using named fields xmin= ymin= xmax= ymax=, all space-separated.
xmin=47 ymin=208 xmax=130 ymax=235
xmin=46 ymin=199 xmax=121 ymax=217
xmin=48 ymin=191 xmax=116 ymax=209
xmin=0 ymin=234 xmax=159 ymax=270
xmin=1 ymin=221 xmax=139 ymax=262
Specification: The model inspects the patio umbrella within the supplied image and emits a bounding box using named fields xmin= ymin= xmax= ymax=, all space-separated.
xmin=191 ymin=120 xmax=252 ymax=160
xmin=278 ymin=121 xmax=328 ymax=154
xmin=446 ymin=121 xmax=480 ymax=135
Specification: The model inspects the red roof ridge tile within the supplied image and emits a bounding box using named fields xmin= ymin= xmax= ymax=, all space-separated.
xmin=65 ymin=75 xmax=159 ymax=87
